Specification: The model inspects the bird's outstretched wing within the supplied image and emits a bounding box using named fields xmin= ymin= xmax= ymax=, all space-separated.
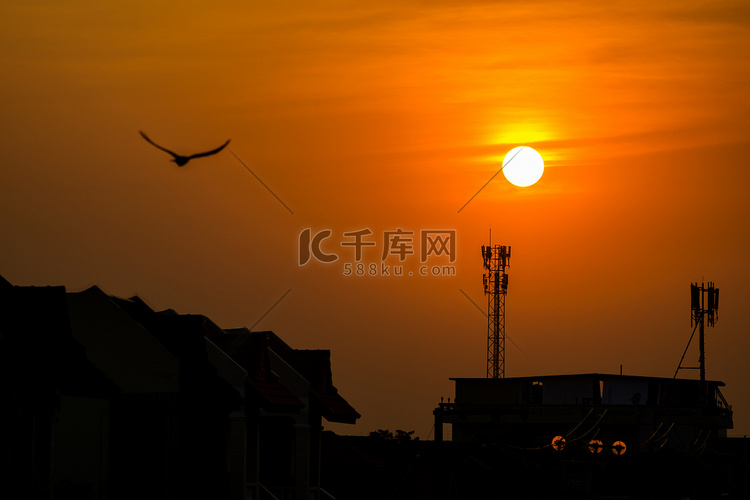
xmin=140 ymin=131 xmax=179 ymax=158
xmin=187 ymin=139 xmax=231 ymax=160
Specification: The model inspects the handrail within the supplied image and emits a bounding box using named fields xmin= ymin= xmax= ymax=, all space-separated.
xmin=715 ymin=388 xmax=732 ymax=410
xmin=259 ymin=483 xmax=280 ymax=500
xmin=320 ymin=487 xmax=336 ymax=500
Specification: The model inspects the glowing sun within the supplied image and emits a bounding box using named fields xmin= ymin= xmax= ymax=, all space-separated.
xmin=502 ymin=146 xmax=544 ymax=187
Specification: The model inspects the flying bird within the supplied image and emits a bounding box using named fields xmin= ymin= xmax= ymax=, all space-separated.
xmin=140 ymin=131 xmax=230 ymax=166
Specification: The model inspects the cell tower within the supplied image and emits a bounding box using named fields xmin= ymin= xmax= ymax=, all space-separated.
xmin=482 ymin=238 xmax=510 ymax=379
xmin=675 ymin=282 xmax=719 ymax=381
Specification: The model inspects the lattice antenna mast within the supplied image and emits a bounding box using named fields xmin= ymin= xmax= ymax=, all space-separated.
xmin=675 ymin=282 xmax=719 ymax=380
xmin=482 ymin=236 xmax=510 ymax=379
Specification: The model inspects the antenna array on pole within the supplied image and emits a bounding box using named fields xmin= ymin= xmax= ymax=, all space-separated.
xmin=675 ymin=282 xmax=719 ymax=380
xmin=691 ymin=282 xmax=719 ymax=381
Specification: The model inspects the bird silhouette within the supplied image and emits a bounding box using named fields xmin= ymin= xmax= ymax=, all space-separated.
xmin=140 ymin=131 xmax=230 ymax=166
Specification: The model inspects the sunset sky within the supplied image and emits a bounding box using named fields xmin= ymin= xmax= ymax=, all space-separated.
xmin=2 ymin=0 xmax=750 ymax=438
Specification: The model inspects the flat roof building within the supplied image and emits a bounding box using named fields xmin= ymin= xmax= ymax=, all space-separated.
xmin=435 ymin=373 xmax=733 ymax=454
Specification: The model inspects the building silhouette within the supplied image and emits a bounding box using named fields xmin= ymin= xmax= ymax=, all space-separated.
xmin=0 ymin=276 xmax=358 ymax=500
xmin=435 ymin=373 xmax=733 ymax=447
xmin=430 ymin=373 xmax=742 ymax=498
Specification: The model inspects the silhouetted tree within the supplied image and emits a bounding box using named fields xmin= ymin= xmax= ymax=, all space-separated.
xmin=367 ymin=429 xmax=418 ymax=442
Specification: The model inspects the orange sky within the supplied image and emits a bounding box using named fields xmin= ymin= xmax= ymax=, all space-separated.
xmin=2 ymin=0 xmax=750 ymax=438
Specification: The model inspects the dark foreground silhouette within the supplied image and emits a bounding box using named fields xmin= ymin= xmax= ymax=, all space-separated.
xmin=140 ymin=130 xmax=230 ymax=166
